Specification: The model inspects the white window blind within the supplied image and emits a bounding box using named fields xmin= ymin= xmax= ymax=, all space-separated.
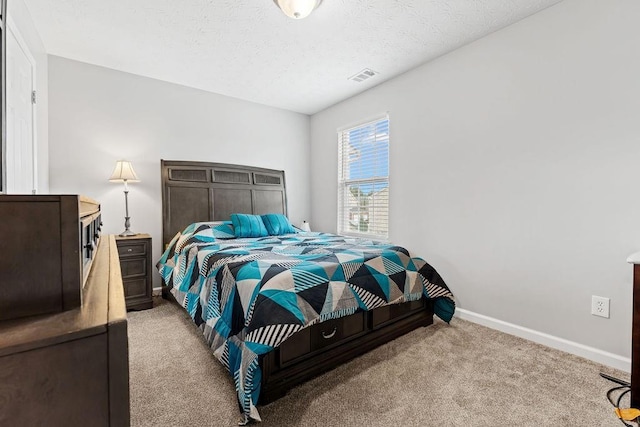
xmin=338 ymin=115 xmax=389 ymax=239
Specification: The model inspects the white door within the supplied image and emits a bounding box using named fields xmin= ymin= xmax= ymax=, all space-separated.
xmin=5 ymin=22 xmax=36 ymax=194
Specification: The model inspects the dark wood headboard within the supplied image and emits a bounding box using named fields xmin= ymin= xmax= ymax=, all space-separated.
xmin=161 ymin=160 xmax=288 ymax=247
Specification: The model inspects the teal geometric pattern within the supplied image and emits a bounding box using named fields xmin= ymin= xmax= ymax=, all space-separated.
xmin=157 ymin=227 xmax=455 ymax=424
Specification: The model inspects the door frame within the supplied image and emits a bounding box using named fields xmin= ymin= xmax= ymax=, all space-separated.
xmin=6 ymin=16 xmax=37 ymax=194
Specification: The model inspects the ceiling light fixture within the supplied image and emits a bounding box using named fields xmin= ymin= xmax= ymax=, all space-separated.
xmin=273 ymin=0 xmax=322 ymax=19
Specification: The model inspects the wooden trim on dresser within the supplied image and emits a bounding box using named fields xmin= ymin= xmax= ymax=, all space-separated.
xmin=107 ymin=236 xmax=130 ymax=426
xmin=60 ymin=195 xmax=83 ymax=310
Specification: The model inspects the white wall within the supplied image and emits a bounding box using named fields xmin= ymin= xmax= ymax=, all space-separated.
xmin=6 ymin=0 xmax=49 ymax=192
xmin=48 ymin=56 xmax=310 ymax=288
xmin=310 ymin=0 xmax=640 ymax=360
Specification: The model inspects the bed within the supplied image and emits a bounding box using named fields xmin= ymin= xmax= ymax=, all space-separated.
xmin=157 ymin=160 xmax=455 ymax=424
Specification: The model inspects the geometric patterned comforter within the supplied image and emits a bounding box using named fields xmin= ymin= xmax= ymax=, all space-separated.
xmin=157 ymin=223 xmax=455 ymax=424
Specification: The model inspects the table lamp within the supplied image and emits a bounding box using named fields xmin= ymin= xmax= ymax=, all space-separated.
xmin=109 ymin=160 xmax=139 ymax=236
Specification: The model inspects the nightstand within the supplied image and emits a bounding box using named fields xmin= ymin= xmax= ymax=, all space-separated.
xmin=115 ymin=234 xmax=153 ymax=311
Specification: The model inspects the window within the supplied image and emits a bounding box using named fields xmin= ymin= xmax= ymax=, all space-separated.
xmin=338 ymin=115 xmax=389 ymax=239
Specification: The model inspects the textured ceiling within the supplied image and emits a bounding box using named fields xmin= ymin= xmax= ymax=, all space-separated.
xmin=23 ymin=0 xmax=562 ymax=114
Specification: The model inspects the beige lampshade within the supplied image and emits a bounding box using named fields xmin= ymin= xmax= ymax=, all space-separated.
xmin=109 ymin=160 xmax=140 ymax=182
xmin=273 ymin=0 xmax=321 ymax=19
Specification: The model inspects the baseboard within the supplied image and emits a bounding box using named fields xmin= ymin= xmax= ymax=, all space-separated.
xmin=152 ymin=287 xmax=162 ymax=297
xmin=455 ymin=308 xmax=631 ymax=372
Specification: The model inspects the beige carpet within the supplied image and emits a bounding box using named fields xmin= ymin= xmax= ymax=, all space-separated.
xmin=128 ymin=299 xmax=629 ymax=426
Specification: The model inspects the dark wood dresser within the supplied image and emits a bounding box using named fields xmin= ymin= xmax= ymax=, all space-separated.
xmin=0 ymin=235 xmax=130 ymax=426
xmin=0 ymin=195 xmax=102 ymax=320
xmin=116 ymin=234 xmax=153 ymax=311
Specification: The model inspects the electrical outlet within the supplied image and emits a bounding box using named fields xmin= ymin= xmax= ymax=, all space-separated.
xmin=591 ymin=295 xmax=610 ymax=318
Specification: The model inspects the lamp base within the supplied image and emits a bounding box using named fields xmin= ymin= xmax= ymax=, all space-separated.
xmin=120 ymin=214 xmax=135 ymax=237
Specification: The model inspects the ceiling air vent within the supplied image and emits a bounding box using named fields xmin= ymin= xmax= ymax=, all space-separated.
xmin=349 ymin=68 xmax=378 ymax=83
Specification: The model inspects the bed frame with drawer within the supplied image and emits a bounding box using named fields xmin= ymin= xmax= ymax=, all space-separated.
xmin=160 ymin=159 xmax=434 ymax=404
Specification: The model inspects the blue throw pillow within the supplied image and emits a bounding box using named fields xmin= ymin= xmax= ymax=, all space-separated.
xmin=230 ymin=214 xmax=269 ymax=238
xmin=261 ymin=213 xmax=297 ymax=236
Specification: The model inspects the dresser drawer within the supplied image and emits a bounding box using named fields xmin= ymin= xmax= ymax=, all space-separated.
xmin=117 ymin=242 xmax=147 ymax=258
xmin=120 ymin=257 xmax=146 ymax=278
xmin=371 ymin=298 xmax=425 ymax=329
xmin=279 ymin=311 xmax=366 ymax=366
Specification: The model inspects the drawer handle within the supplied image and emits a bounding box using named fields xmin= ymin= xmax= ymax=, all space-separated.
xmin=127 ymin=248 xmax=133 ymax=252
xmin=321 ymin=327 xmax=337 ymax=339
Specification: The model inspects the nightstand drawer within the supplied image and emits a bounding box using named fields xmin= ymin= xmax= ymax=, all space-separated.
xmin=123 ymin=278 xmax=147 ymax=298
xmin=120 ymin=257 xmax=146 ymax=278
xmin=117 ymin=242 xmax=147 ymax=258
